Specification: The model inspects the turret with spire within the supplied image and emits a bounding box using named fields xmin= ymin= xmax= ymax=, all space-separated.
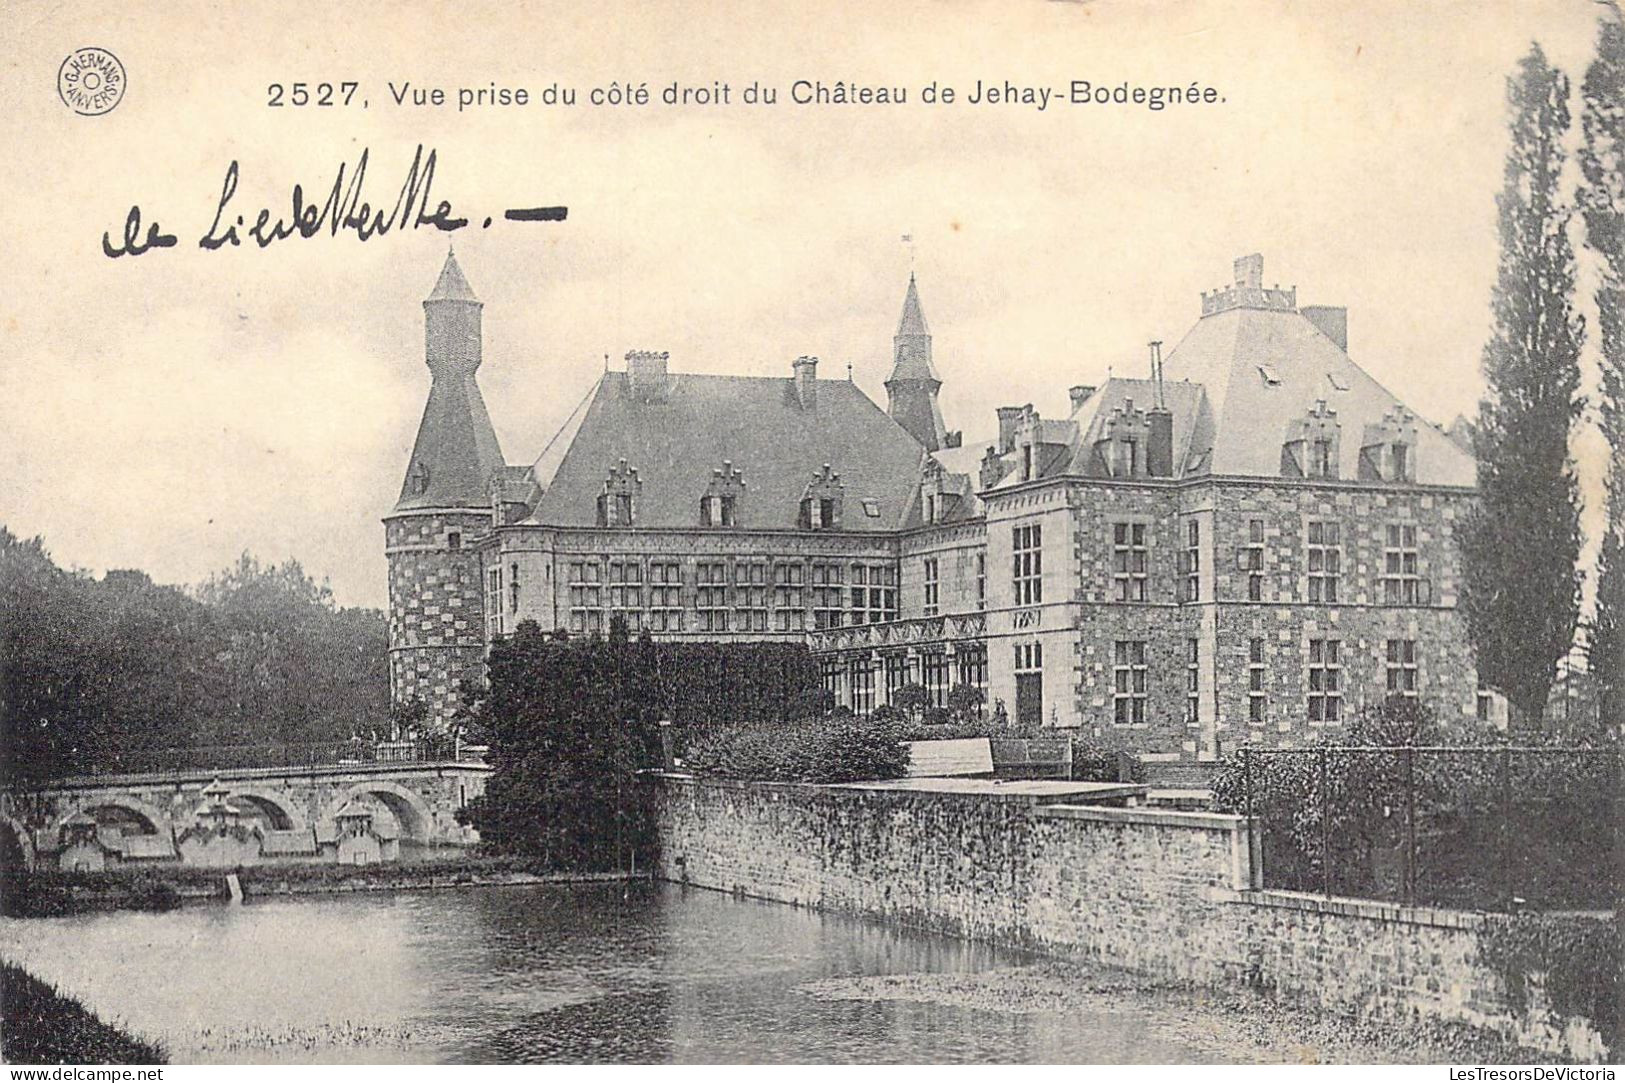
xmin=885 ymin=274 xmax=948 ymax=450
xmin=395 ymin=248 xmax=505 ymax=510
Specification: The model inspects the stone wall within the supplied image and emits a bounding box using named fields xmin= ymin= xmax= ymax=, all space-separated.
xmin=654 ymin=776 xmax=1608 ymax=1061
xmin=385 ymin=510 xmax=491 ymax=723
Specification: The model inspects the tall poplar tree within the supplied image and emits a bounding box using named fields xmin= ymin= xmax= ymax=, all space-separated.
xmin=1461 ymin=44 xmax=1587 ymax=727
xmin=1580 ymin=10 xmax=1624 ymax=731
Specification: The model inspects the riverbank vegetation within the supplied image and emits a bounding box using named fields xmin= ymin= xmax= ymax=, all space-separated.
xmin=1 ymin=529 xmax=390 ymax=786
xmin=0 ymin=963 xmax=165 ymax=1064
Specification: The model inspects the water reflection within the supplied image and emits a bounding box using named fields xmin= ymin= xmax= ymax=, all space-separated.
xmin=0 ymin=882 xmax=1281 ymax=1063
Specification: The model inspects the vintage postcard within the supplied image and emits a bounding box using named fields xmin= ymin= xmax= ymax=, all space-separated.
xmin=0 ymin=0 xmax=1619 ymax=1071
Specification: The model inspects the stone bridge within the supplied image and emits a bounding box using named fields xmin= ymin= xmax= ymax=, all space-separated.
xmin=1 ymin=759 xmax=492 ymax=871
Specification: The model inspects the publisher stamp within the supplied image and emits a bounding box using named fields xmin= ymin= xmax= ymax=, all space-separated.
xmin=57 ymin=47 xmax=126 ymax=115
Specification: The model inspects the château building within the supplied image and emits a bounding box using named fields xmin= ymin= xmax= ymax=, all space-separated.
xmin=386 ymin=250 xmax=1489 ymax=761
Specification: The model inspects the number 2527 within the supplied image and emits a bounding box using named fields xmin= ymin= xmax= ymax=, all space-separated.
xmin=267 ymin=82 xmax=360 ymax=107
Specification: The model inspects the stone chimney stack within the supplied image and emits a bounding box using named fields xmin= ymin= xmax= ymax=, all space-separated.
xmin=996 ymin=405 xmax=1026 ymax=453
xmin=1302 ymin=306 xmax=1349 ymax=352
xmin=793 ymin=356 xmax=818 ymax=409
xmin=1234 ymin=253 xmax=1264 ymax=289
xmin=626 ymin=350 xmax=670 ymax=400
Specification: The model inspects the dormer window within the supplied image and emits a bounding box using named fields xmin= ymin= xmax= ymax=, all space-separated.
xmin=1022 ymin=444 xmax=1033 ymax=481
xmin=1283 ymin=401 xmax=1342 ymax=480
xmin=1311 ymin=438 xmax=1335 ymax=477
xmin=924 ymin=494 xmax=936 ymax=523
xmin=700 ymin=461 xmax=745 ymax=527
xmin=1112 ymin=439 xmax=1137 ymax=478
xmin=1391 ymin=443 xmax=1410 ymax=482
xmin=1358 ymin=408 xmax=1418 ymax=484
xmin=597 ymin=459 xmax=641 ymax=527
xmin=411 ymin=461 xmax=431 ymax=495
xmin=799 ymin=464 xmax=844 ymax=530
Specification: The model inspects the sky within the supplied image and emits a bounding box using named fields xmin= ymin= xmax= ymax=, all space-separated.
xmin=0 ymin=0 xmax=1615 ymax=610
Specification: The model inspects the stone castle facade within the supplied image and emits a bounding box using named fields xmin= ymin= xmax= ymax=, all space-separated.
xmin=386 ymin=250 xmax=1491 ymax=760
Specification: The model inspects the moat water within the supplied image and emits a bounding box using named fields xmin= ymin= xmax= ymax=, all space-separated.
xmin=0 ymin=882 xmax=1428 ymax=1064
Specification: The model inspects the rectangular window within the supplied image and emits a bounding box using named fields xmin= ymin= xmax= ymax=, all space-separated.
xmin=850 ymin=564 xmax=896 ymax=624
xmin=773 ymin=561 xmax=805 ymax=632
xmin=1385 ymin=639 xmax=1419 ymax=697
xmin=568 ymin=560 xmax=603 ymax=635
xmin=1307 ymin=521 xmax=1341 ymax=604
xmin=1015 ymin=642 xmax=1043 ymax=728
xmin=1248 ymin=636 xmax=1267 ymax=724
xmin=811 ymin=562 xmax=844 ymax=630
xmin=508 ymin=562 xmax=521 ymax=614
xmin=976 ymin=552 xmax=986 ymax=610
xmin=1186 ymin=637 xmax=1200 ymax=726
xmin=848 ymin=656 xmax=875 ymax=715
xmin=1112 ymin=522 xmax=1149 ymax=602
xmin=922 ymin=558 xmax=940 ymax=617
xmin=608 ymin=559 xmax=644 ymax=632
xmin=1113 ymin=640 xmax=1148 ymax=725
xmin=1013 ymin=524 xmax=1043 ymax=605
xmin=1181 ymin=519 xmax=1201 ymax=603
xmin=958 ymin=645 xmax=988 ymax=694
xmin=820 ymin=657 xmax=840 ymax=703
xmin=486 ymin=566 xmax=503 ymax=641
xmin=734 ymin=561 xmax=768 ymax=632
xmin=696 ymin=561 xmax=729 ymax=633
xmin=648 ymin=561 xmax=684 ymax=632
xmin=1308 ymin=638 xmax=1343 ymax=723
xmin=884 ymin=653 xmax=908 ymax=701
xmin=922 ymin=651 xmax=950 ymax=708
xmin=1311 ymin=438 xmax=1335 ymax=478
xmin=1382 ymin=524 xmax=1422 ymax=605
xmin=1241 ymin=519 xmax=1265 ymax=601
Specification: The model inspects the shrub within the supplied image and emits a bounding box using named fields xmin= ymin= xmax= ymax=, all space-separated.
xmin=947 ymin=683 xmax=985 ymax=721
xmin=683 ymin=714 xmax=910 ymax=783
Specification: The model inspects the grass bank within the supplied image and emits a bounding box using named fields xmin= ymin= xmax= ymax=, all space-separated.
xmin=0 ymin=963 xmax=164 ymax=1064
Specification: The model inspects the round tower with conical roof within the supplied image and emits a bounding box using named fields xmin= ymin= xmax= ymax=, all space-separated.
xmin=885 ymin=273 xmax=948 ymax=450
xmin=383 ymin=249 xmax=506 ymax=727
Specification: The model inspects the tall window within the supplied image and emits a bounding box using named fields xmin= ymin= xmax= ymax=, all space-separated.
xmin=958 ymin=645 xmax=987 ymax=693
xmin=922 ymin=558 xmax=940 ymax=616
xmin=486 ymin=566 xmax=503 ymax=641
xmin=1186 ymin=637 xmax=1200 ymax=725
xmin=649 ymin=561 xmax=683 ymax=632
xmin=1307 ymin=521 xmax=1341 ymax=603
xmin=1382 ymin=524 xmax=1423 ymax=604
xmin=568 ymin=560 xmax=603 ymax=634
xmin=608 ymin=560 xmax=644 ymax=631
xmin=696 ymin=561 xmax=729 ymax=632
xmin=1015 ymin=642 xmax=1043 ymax=728
xmin=1112 ymin=522 xmax=1149 ymax=602
xmin=1181 ymin=519 xmax=1201 ymax=602
xmin=1385 ymin=639 xmax=1418 ymax=697
xmin=1248 ymin=636 xmax=1267 ymax=723
xmin=1241 ymin=519 xmax=1265 ymax=601
xmin=734 ymin=561 xmax=768 ymax=631
xmin=1308 ymin=638 xmax=1343 ymax=723
xmin=1013 ymin=524 xmax=1043 ymax=605
xmin=821 ymin=658 xmax=841 ymax=704
xmin=773 ymin=562 xmax=805 ymax=632
xmin=509 ymin=562 xmax=521 ymax=613
xmin=1113 ymin=640 xmax=1148 ymax=725
xmin=811 ymin=562 xmax=844 ymax=629
xmin=851 ymin=564 xmax=896 ymax=624
xmin=976 ymin=553 xmax=986 ymax=610
xmin=884 ymin=654 xmax=908 ymax=702
xmin=848 ymin=656 xmax=875 ymax=715
xmin=922 ymin=651 xmax=950 ymax=708
xmin=700 ymin=494 xmax=736 ymax=527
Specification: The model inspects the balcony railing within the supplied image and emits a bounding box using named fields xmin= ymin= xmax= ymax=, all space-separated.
xmin=45 ymin=737 xmax=486 ymax=780
xmin=808 ymin=612 xmax=986 ymax=654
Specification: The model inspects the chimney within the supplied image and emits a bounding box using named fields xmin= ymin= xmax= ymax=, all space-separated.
xmin=1302 ymin=306 xmax=1349 ymax=352
xmin=1147 ymin=408 xmax=1174 ymax=478
xmin=1068 ymin=385 xmax=1096 ymax=412
xmin=1234 ymin=253 xmax=1264 ymax=289
xmin=996 ymin=405 xmax=1025 ymax=453
xmin=625 ymin=350 xmax=669 ymax=400
xmin=792 ymin=356 xmax=818 ymax=409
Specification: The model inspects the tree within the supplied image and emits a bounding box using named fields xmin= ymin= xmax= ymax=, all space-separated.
xmin=1581 ymin=9 xmax=1625 ymax=732
xmin=1461 ymin=44 xmax=1588 ymax=728
xmin=892 ymin=682 xmax=929 ymax=721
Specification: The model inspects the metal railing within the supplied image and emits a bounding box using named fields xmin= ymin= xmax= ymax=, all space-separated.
xmin=58 ymin=736 xmax=484 ymax=778
xmin=1239 ymin=745 xmax=1621 ymax=911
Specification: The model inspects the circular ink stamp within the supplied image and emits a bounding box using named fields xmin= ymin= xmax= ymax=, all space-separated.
xmin=58 ymin=47 xmax=126 ymax=115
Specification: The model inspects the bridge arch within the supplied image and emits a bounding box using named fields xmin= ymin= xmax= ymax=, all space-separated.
xmin=0 ymin=814 xmax=35 ymax=871
xmin=321 ymin=781 xmax=435 ymax=842
xmin=220 ymin=787 xmax=305 ymax=832
xmin=50 ymin=795 xmax=172 ymax=839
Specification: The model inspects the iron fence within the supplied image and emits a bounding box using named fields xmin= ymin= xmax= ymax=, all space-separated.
xmin=57 ymin=736 xmax=477 ymax=778
xmin=1238 ymin=745 xmax=1622 ymax=911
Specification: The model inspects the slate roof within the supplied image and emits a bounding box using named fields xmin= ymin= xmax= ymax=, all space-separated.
xmin=1158 ymin=304 xmax=1475 ymax=485
xmin=427 ymin=248 xmax=479 ymax=303
xmin=1062 ymin=378 xmax=1209 ymax=478
xmin=525 ymin=371 xmax=926 ymax=531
